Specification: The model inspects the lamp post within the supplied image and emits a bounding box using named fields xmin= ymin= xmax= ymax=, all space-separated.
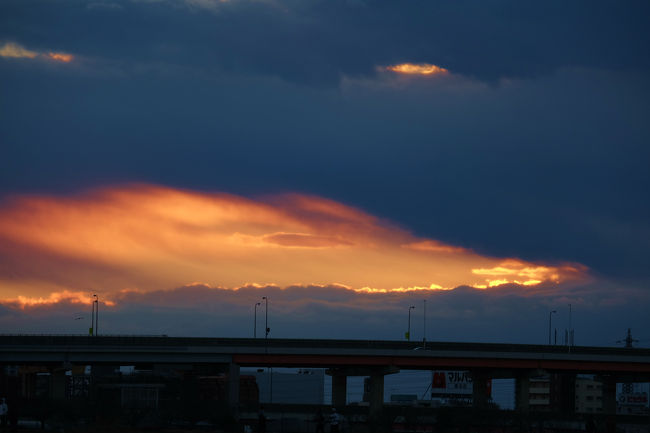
xmin=568 ymin=303 xmax=573 ymax=351
xmin=568 ymin=303 xmax=572 ymax=344
xmin=254 ymin=302 xmax=261 ymax=338
xmin=407 ymin=306 xmax=415 ymax=341
xmin=548 ymin=310 xmax=556 ymax=345
xmin=91 ymin=294 xmax=98 ymax=336
xmin=89 ymin=295 xmax=94 ymax=336
xmin=94 ymin=294 xmax=99 ymax=336
xmin=262 ymin=296 xmax=269 ymax=339
xmin=422 ymin=299 xmax=427 ymax=349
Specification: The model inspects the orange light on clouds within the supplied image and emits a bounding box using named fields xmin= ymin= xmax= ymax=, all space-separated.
xmin=46 ymin=52 xmax=74 ymax=63
xmin=0 ymin=42 xmax=73 ymax=63
xmin=386 ymin=63 xmax=448 ymax=76
xmin=5 ymin=290 xmax=115 ymax=309
xmin=0 ymin=42 xmax=38 ymax=59
xmin=0 ymin=184 xmax=587 ymax=307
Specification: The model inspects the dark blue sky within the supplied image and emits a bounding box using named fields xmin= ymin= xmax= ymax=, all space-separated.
xmin=1 ymin=0 xmax=649 ymax=342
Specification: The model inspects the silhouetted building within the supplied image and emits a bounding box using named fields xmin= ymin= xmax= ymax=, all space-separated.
xmin=575 ymin=376 xmax=603 ymax=414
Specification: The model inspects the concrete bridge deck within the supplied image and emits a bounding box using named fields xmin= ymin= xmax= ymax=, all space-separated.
xmin=1 ymin=335 xmax=649 ymax=375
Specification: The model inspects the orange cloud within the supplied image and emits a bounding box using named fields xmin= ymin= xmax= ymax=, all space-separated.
xmin=0 ymin=184 xmax=587 ymax=305
xmin=0 ymin=42 xmax=38 ymax=59
xmin=46 ymin=52 xmax=74 ymax=63
xmin=4 ymin=290 xmax=115 ymax=309
xmin=0 ymin=42 xmax=74 ymax=63
xmin=385 ymin=63 xmax=448 ymax=76
xmin=261 ymin=232 xmax=353 ymax=248
xmin=402 ymin=240 xmax=466 ymax=254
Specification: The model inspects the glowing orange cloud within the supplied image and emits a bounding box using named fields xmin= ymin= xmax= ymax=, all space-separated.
xmin=0 ymin=184 xmax=587 ymax=307
xmin=0 ymin=42 xmax=38 ymax=59
xmin=2 ymin=290 xmax=115 ymax=309
xmin=46 ymin=52 xmax=74 ymax=63
xmin=385 ymin=63 xmax=448 ymax=76
xmin=0 ymin=42 xmax=74 ymax=63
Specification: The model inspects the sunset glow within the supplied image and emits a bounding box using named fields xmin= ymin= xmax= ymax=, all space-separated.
xmin=46 ymin=52 xmax=74 ymax=62
xmin=386 ymin=63 xmax=448 ymax=76
xmin=5 ymin=290 xmax=115 ymax=309
xmin=0 ymin=42 xmax=38 ymax=59
xmin=0 ymin=42 xmax=73 ymax=63
xmin=0 ymin=185 xmax=587 ymax=307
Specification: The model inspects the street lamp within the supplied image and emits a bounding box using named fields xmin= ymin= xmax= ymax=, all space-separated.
xmin=94 ymin=294 xmax=99 ymax=336
xmin=422 ymin=299 xmax=427 ymax=349
xmin=254 ymin=302 xmax=261 ymax=338
xmin=262 ymin=296 xmax=269 ymax=339
xmin=548 ymin=310 xmax=556 ymax=345
xmin=89 ymin=295 xmax=94 ymax=336
xmin=90 ymin=294 xmax=98 ymax=336
xmin=568 ymin=303 xmax=572 ymax=346
xmin=406 ymin=306 xmax=415 ymax=341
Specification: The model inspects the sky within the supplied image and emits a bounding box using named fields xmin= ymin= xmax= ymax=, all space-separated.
xmin=1 ymin=0 xmax=649 ymax=347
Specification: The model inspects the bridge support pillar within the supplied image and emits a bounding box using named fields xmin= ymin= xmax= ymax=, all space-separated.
xmin=367 ymin=373 xmax=384 ymax=421
xmin=471 ymin=369 xmax=490 ymax=409
xmin=515 ymin=375 xmax=530 ymax=413
xmin=550 ymin=373 xmax=575 ymax=414
xmin=331 ymin=374 xmax=347 ymax=407
xmin=601 ymin=375 xmax=617 ymax=433
xmin=227 ymin=363 xmax=240 ymax=414
xmin=49 ymin=369 xmax=67 ymax=400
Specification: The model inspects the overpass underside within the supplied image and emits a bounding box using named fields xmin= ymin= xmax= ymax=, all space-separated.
xmin=1 ymin=336 xmax=649 ymax=431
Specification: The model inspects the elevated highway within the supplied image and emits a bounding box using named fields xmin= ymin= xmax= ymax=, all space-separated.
xmin=1 ymin=335 xmax=648 ymax=415
xmin=1 ymin=335 xmax=649 ymax=375
xmin=0 ymin=335 xmax=650 ymax=376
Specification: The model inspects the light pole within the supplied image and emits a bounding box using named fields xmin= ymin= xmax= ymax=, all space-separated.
xmin=568 ymin=303 xmax=573 ymax=350
xmin=262 ymin=296 xmax=269 ymax=339
xmin=407 ymin=306 xmax=415 ymax=341
xmin=569 ymin=304 xmax=573 ymax=347
xmin=92 ymin=294 xmax=98 ymax=336
xmin=422 ymin=299 xmax=427 ymax=349
xmin=548 ymin=310 xmax=556 ymax=345
xmin=254 ymin=302 xmax=261 ymax=338
xmin=89 ymin=295 xmax=94 ymax=336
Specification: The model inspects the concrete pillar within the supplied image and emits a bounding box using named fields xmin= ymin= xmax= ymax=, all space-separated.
xmin=332 ymin=374 xmax=347 ymax=407
xmin=601 ymin=376 xmax=617 ymax=433
xmin=550 ymin=373 xmax=575 ymax=414
xmin=515 ymin=375 xmax=530 ymax=412
xmin=601 ymin=375 xmax=617 ymax=415
xmin=472 ymin=370 xmax=489 ymax=409
xmin=227 ymin=363 xmax=240 ymax=413
xmin=368 ymin=373 xmax=384 ymax=420
xmin=50 ymin=370 xmax=67 ymax=400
